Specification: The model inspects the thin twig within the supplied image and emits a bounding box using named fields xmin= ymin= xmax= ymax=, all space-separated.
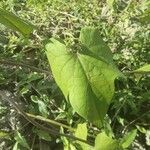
xmin=0 ymin=59 xmax=51 ymax=76
xmin=31 ymin=134 xmax=36 ymax=150
xmin=122 ymin=110 xmax=150 ymax=133
xmin=112 ymin=98 xmax=126 ymax=129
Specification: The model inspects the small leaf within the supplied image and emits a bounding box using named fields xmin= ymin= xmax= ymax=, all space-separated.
xmin=0 ymin=8 xmax=34 ymax=37
xmin=132 ymin=64 xmax=150 ymax=74
xmin=31 ymin=95 xmax=49 ymax=117
xmin=14 ymin=131 xmax=30 ymax=149
xmin=13 ymin=142 xmax=19 ymax=150
xmin=37 ymin=100 xmax=49 ymax=117
xmin=136 ymin=125 xmax=146 ymax=134
xmin=75 ymin=123 xmax=92 ymax=150
xmin=146 ymin=130 xmax=150 ymax=146
xmin=20 ymin=87 xmax=29 ymax=95
xmin=94 ymin=132 xmax=121 ymax=150
xmin=75 ymin=123 xmax=87 ymax=140
xmin=0 ymin=131 xmax=10 ymax=139
xmin=107 ymin=0 xmax=115 ymax=8
xmin=27 ymin=72 xmax=42 ymax=83
xmin=34 ymin=129 xmax=52 ymax=141
xmin=117 ymin=117 xmax=125 ymax=126
xmin=121 ymin=129 xmax=137 ymax=149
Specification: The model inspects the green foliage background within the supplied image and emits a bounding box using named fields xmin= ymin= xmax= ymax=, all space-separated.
xmin=0 ymin=0 xmax=149 ymax=149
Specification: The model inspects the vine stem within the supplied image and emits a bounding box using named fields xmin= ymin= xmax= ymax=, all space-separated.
xmin=26 ymin=113 xmax=75 ymax=131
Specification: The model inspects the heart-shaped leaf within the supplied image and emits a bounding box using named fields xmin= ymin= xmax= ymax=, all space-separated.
xmin=45 ymin=27 xmax=124 ymax=127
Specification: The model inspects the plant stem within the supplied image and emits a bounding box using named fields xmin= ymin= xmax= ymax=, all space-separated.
xmin=26 ymin=113 xmax=75 ymax=131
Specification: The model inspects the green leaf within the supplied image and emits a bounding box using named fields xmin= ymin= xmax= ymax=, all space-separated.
xmin=45 ymin=27 xmax=124 ymax=127
xmin=31 ymin=95 xmax=49 ymax=117
xmin=94 ymin=132 xmax=121 ymax=150
xmin=0 ymin=8 xmax=34 ymax=37
xmin=75 ymin=123 xmax=93 ymax=150
xmin=146 ymin=130 xmax=150 ymax=146
xmin=107 ymin=0 xmax=115 ymax=8
xmin=75 ymin=123 xmax=87 ymax=140
xmin=121 ymin=129 xmax=137 ymax=149
xmin=13 ymin=142 xmax=19 ymax=150
xmin=14 ymin=131 xmax=30 ymax=149
xmin=34 ymin=129 xmax=52 ymax=141
xmin=136 ymin=125 xmax=146 ymax=134
xmin=0 ymin=130 xmax=10 ymax=139
xmin=37 ymin=100 xmax=49 ymax=117
xmin=132 ymin=64 xmax=150 ymax=74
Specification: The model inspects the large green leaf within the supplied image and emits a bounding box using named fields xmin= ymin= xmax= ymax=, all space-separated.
xmin=0 ymin=8 xmax=34 ymax=37
xmin=94 ymin=132 xmax=122 ymax=150
xmin=45 ymin=27 xmax=123 ymax=127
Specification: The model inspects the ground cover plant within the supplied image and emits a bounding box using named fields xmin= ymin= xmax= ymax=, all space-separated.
xmin=0 ymin=0 xmax=150 ymax=150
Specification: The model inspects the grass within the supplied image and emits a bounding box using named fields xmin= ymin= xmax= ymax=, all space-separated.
xmin=0 ymin=0 xmax=150 ymax=149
